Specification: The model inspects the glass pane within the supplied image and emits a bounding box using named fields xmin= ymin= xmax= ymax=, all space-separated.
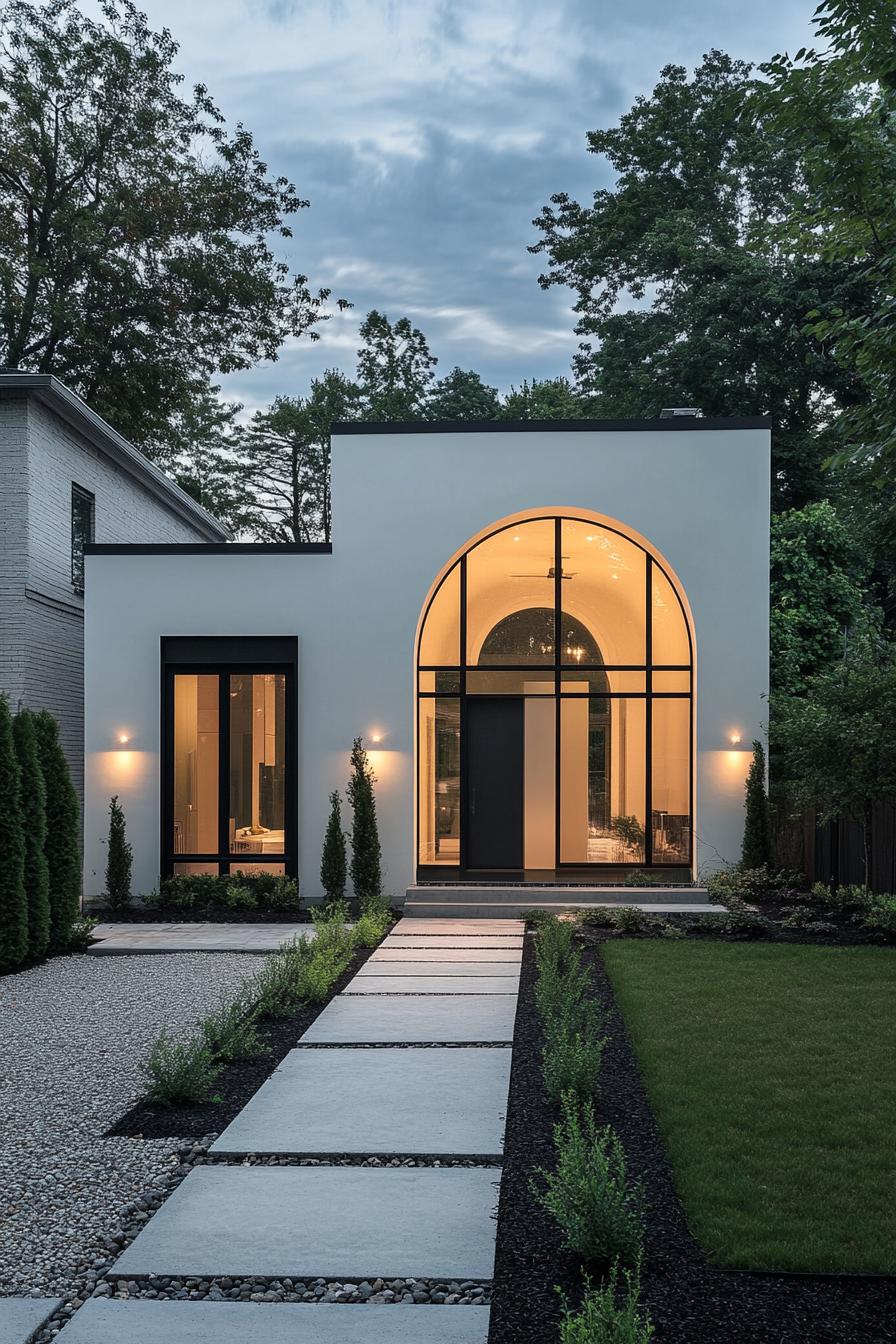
xmin=560 ymin=697 xmax=646 ymax=863
xmin=418 ymin=698 xmax=461 ymax=864
xmin=561 ymin=669 xmax=645 ymax=694
xmin=230 ymin=673 xmax=287 ymax=854
xmin=525 ymin=697 xmax=556 ymax=868
xmin=652 ymin=698 xmax=691 ymax=863
xmin=466 ymin=669 xmax=554 ymax=695
xmin=173 ymin=674 xmax=219 ymax=854
xmin=419 ymin=670 xmax=462 ymax=693
xmin=419 ymin=563 xmax=460 ymax=666
xmin=562 ymin=520 xmax=646 ymax=664
xmin=653 ymin=670 xmax=690 ymax=692
xmin=652 ymin=566 xmax=690 ymax=665
xmin=229 ymin=861 xmax=286 ymax=877
xmin=173 ymin=861 xmax=219 ymax=876
xmin=467 ymin=519 xmax=556 ymax=664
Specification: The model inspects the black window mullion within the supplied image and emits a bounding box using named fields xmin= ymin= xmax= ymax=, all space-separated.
xmin=218 ymin=673 xmax=231 ymax=874
xmin=645 ymin=555 xmax=653 ymax=866
xmin=554 ymin=516 xmax=562 ymax=868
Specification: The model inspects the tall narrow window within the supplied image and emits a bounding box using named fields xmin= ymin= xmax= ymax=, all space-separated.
xmin=71 ymin=484 xmax=95 ymax=591
xmin=229 ymin=673 xmax=286 ymax=855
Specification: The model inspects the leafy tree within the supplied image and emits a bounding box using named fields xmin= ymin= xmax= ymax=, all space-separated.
xmin=531 ymin=50 xmax=865 ymax=509
xmin=171 ymin=387 xmax=255 ymax=537
xmin=104 ymin=794 xmax=132 ymax=910
xmin=0 ymin=0 xmax=339 ymax=458
xmin=320 ymin=789 xmax=347 ymax=905
xmin=742 ymin=740 xmax=772 ymax=870
xmin=356 ymin=310 xmax=436 ymax=420
xmin=346 ymin=737 xmax=383 ymax=910
xmin=760 ymin=1 xmax=896 ymax=477
xmin=770 ymin=501 xmax=877 ymax=697
xmin=427 ymin=367 xmax=500 ymax=420
xmin=12 ymin=708 xmax=49 ymax=958
xmin=32 ymin=709 xmax=80 ymax=948
xmin=774 ymin=641 xmax=896 ymax=888
xmin=499 ymin=376 xmax=589 ymax=420
xmin=0 ymin=695 xmax=27 ymax=969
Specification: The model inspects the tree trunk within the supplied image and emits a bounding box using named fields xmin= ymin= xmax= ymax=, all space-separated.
xmin=862 ymin=801 xmax=874 ymax=892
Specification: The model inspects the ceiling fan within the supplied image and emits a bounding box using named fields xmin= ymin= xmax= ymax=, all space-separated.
xmin=510 ymin=559 xmax=576 ymax=580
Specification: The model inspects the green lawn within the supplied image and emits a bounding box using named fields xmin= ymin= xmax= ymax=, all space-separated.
xmin=601 ymin=940 xmax=896 ymax=1273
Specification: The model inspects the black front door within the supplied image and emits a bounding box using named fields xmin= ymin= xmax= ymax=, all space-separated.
xmin=465 ymin=697 xmax=524 ymax=870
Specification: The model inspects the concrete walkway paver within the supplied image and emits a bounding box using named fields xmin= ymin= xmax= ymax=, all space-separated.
xmin=356 ymin=959 xmax=520 ymax=977
xmin=211 ymin=1047 xmax=511 ymax=1157
xmin=380 ymin=936 xmax=523 ymax=949
xmin=88 ymin=923 xmax=316 ymax=955
xmin=55 ymin=1299 xmax=490 ymax=1343
xmin=300 ymin=993 xmax=518 ymax=1044
xmin=370 ymin=945 xmax=521 ymax=962
xmin=0 ymin=1298 xmax=62 ymax=1344
xmin=390 ymin=918 xmax=525 ymax=936
xmin=112 ymin=1166 xmax=500 ymax=1281
xmin=344 ymin=975 xmax=517 ymax=994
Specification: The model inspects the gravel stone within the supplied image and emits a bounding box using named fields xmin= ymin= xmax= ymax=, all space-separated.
xmin=0 ymin=951 xmax=259 ymax=1297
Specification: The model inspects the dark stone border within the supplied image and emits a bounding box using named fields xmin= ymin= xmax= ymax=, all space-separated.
xmin=487 ymin=936 xmax=896 ymax=1344
xmin=204 ymin=1153 xmax=502 ymax=1167
xmin=97 ymin=1274 xmax=491 ymax=1305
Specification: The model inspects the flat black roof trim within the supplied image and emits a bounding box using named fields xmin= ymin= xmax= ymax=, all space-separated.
xmin=331 ymin=415 xmax=772 ymax=435
xmin=84 ymin=542 xmax=332 ymax=556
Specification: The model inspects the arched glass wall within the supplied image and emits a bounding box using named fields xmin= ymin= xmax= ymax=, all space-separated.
xmin=417 ymin=514 xmax=693 ymax=875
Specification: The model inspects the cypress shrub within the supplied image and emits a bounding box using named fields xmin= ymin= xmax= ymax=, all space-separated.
xmin=13 ymin=709 xmax=50 ymax=960
xmin=105 ymin=795 xmax=133 ymax=910
xmin=0 ymin=695 xmax=27 ymax=970
xmin=33 ymin=710 xmax=81 ymax=949
xmin=742 ymin=739 xmax=772 ymax=870
xmin=320 ymin=789 xmax=347 ymax=905
xmin=347 ymin=737 xmax=383 ymax=910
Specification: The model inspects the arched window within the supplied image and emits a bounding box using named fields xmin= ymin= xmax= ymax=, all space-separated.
xmin=416 ymin=513 xmax=693 ymax=875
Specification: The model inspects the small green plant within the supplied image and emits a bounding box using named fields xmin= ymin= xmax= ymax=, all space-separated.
xmin=656 ymin=918 xmax=685 ymax=939
xmin=295 ymin=943 xmax=350 ymax=1001
xmin=200 ymin=996 xmax=265 ymax=1062
xmin=353 ymin=905 xmax=392 ymax=947
xmin=310 ymin=902 xmax=356 ymax=957
xmin=221 ymin=881 xmax=256 ymax=910
xmin=577 ymin=908 xmax=619 ymax=929
xmin=558 ymin=1264 xmax=655 ymax=1344
xmin=140 ymin=1030 xmax=221 ymax=1106
xmin=66 ymin=915 xmax=98 ymax=951
xmin=251 ymin=942 xmax=309 ymax=1018
xmin=535 ymin=1092 xmax=644 ymax=1265
xmin=861 ymin=893 xmax=896 ymax=937
xmin=526 ymin=907 xmax=563 ymax=929
xmin=257 ymin=874 xmax=300 ymax=910
xmin=612 ymin=906 xmax=651 ymax=935
xmin=105 ymin=794 xmax=133 ymax=910
xmin=692 ymin=908 xmax=770 ymax=938
xmin=321 ymin=789 xmax=348 ymax=905
xmin=622 ymin=872 xmax=665 ymax=887
xmin=810 ymin=881 xmax=867 ymax=913
xmin=347 ymin=737 xmax=383 ymax=910
xmin=543 ymin=1012 xmax=606 ymax=1102
xmin=742 ymin=740 xmax=772 ymax=870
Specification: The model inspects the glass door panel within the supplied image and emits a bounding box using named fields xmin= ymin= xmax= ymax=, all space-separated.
xmin=418 ymin=698 xmax=461 ymax=865
xmin=172 ymin=674 xmax=219 ymax=855
xmin=560 ymin=697 xmax=646 ymax=862
xmin=229 ymin=673 xmax=286 ymax=855
xmin=651 ymin=697 xmax=691 ymax=863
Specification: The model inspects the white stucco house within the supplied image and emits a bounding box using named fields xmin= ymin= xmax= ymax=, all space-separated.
xmin=82 ymin=415 xmax=770 ymax=904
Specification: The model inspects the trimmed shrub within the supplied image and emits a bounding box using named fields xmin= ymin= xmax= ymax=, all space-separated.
xmin=200 ymin=996 xmax=264 ymax=1062
xmin=32 ymin=710 xmax=80 ymax=951
xmin=862 ymin=893 xmax=896 ymax=937
xmin=535 ymin=1092 xmax=644 ymax=1266
xmin=353 ymin=904 xmax=392 ymax=948
xmin=611 ymin=906 xmax=652 ymax=935
xmin=105 ymin=795 xmax=133 ymax=910
xmin=742 ymin=740 xmax=772 ymax=870
xmin=622 ymin=872 xmax=665 ymax=887
xmin=559 ymin=1265 xmax=654 ymax=1344
xmin=251 ymin=938 xmax=312 ymax=1018
xmin=0 ymin=695 xmax=27 ymax=971
xmin=810 ymin=881 xmax=867 ymax=913
xmin=543 ymin=1011 xmax=606 ymax=1103
xmin=221 ymin=881 xmax=255 ymax=910
xmin=294 ymin=943 xmax=350 ymax=1002
xmin=321 ymin=789 xmax=347 ymax=905
xmin=258 ymin=874 xmax=300 ymax=910
xmin=140 ymin=1030 xmax=221 ymax=1106
xmin=13 ymin=709 xmax=50 ymax=959
xmin=153 ymin=871 xmax=299 ymax=911
xmin=347 ymin=737 xmax=383 ymax=910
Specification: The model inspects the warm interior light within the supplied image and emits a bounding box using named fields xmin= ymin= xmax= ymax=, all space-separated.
xmin=729 ymin=732 xmax=742 ymax=745
xmin=370 ymin=732 xmax=383 ymax=744
xmin=117 ymin=733 xmax=130 ymax=745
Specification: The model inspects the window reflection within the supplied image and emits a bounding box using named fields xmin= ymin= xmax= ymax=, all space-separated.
xmin=230 ymin=674 xmax=286 ymax=854
xmin=173 ymin=674 xmax=219 ymax=855
xmin=418 ymin=698 xmax=461 ymax=864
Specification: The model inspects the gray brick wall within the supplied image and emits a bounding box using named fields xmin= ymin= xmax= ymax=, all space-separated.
xmin=0 ymin=394 xmax=220 ymax=804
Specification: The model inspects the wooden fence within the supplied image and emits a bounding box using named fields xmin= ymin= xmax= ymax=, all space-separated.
xmin=801 ymin=801 xmax=896 ymax=893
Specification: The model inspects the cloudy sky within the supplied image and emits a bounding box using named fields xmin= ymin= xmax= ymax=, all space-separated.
xmin=132 ymin=0 xmax=818 ymax=413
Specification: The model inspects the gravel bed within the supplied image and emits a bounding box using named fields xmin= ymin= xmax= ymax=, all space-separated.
xmin=98 ymin=1275 xmax=491 ymax=1305
xmin=205 ymin=1154 xmax=499 ymax=1167
xmin=488 ymin=937 xmax=896 ymax=1344
xmin=0 ymin=952 xmax=258 ymax=1297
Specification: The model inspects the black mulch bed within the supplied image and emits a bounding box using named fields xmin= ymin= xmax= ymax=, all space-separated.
xmin=90 ymin=906 xmax=310 ymax=924
xmin=488 ymin=935 xmax=896 ymax=1344
xmin=109 ymin=948 xmax=371 ymax=1140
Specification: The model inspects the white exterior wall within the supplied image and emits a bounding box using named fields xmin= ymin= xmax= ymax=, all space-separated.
xmin=83 ymin=425 xmax=770 ymax=899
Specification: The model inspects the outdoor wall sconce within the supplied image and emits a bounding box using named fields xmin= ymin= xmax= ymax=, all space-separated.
xmin=116 ymin=732 xmax=132 ymax=748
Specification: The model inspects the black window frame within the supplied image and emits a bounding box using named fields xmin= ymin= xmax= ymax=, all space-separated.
xmin=416 ymin=514 xmax=694 ymax=879
xmin=160 ymin=637 xmax=298 ymax=879
xmin=71 ymin=483 xmax=95 ymax=592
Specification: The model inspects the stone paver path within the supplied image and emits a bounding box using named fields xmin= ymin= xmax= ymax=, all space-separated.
xmin=57 ymin=1299 xmax=491 ymax=1342
xmin=59 ymin=919 xmax=525 ymax=1341
xmin=0 ymin=1298 xmax=62 ymax=1344
xmin=88 ymin=923 xmax=318 ymax=955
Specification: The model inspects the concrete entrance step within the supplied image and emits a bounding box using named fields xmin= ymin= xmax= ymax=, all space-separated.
xmin=404 ymin=885 xmax=717 ymax=918
xmin=112 ymin=1165 xmax=500 ymax=1281
xmin=300 ymin=994 xmax=518 ymax=1045
xmin=56 ymin=1299 xmax=490 ymax=1343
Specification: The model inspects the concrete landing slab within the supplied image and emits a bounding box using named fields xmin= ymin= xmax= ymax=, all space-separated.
xmin=370 ymin=946 xmax=521 ymax=963
xmin=88 ymin=923 xmax=316 ymax=954
xmin=112 ymin=1166 xmax=500 ymax=1280
xmin=0 ymin=1298 xmax=62 ymax=1344
xmin=300 ymin=994 xmax=518 ymax=1044
xmin=390 ymin=918 xmax=525 ymax=936
xmin=357 ymin=959 xmax=520 ymax=978
xmin=211 ymin=1047 xmax=511 ymax=1156
xmin=380 ymin=937 xmax=523 ymax=949
xmin=344 ymin=977 xmax=518 ymax=995
xmin=55 ymin=1298 xmax=490 ymax=1343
